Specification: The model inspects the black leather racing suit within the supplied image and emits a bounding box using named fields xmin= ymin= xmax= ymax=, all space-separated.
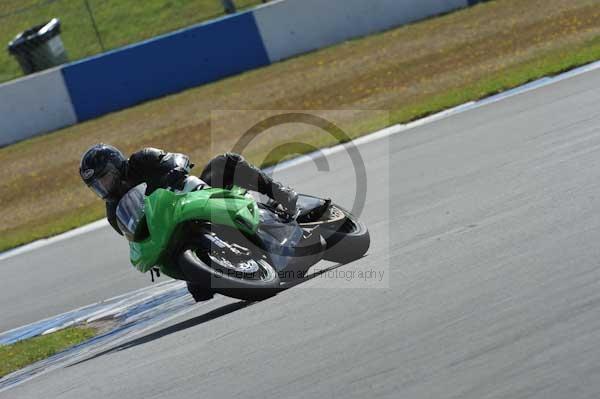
xmin=106 ymin=149 xmax=288 ymax=235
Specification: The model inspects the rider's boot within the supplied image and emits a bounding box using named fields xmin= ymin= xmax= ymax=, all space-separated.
xmin=266 ymin=178 xmax=298 ymax=215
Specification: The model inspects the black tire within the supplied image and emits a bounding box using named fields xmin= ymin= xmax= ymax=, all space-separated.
xmin=319 ymin=206 xmax=370 ymax=264
xmin=178 ymin=247 xmax=280 ymax=301
xmin=186 ymin=280 xmax=215 ymax=302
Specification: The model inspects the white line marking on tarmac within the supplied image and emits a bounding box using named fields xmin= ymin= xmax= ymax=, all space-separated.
xmin=0 ymin=219 xmax=109 ymax=262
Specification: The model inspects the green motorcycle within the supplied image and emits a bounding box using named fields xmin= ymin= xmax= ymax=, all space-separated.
xmin=115 ymin=180 xmax=370 ymax=301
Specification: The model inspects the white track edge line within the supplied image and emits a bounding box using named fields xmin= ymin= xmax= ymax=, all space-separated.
xmin=2 ymin=59 xmax=600 ymax=262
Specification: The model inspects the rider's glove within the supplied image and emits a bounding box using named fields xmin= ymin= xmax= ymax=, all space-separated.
xmin=162 ymin=167 xmax=188 ymax=190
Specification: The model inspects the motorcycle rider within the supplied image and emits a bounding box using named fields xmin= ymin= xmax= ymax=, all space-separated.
xmin=79 ymin=144 xmax=298 ymax=301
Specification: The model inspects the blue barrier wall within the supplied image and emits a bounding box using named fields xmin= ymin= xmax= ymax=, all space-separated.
xmin=62 ymin=12 xmax=269 ymax=121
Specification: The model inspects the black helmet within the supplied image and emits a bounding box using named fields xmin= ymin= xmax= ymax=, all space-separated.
xmin=80 ymin=144 xmax=127 ymax=200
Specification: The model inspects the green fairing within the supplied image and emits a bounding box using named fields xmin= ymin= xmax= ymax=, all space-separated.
xmin=128 ymin=186 xmax=260 ymax=274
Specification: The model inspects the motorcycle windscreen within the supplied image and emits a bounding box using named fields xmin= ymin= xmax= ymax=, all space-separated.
xmin=116 ymin=183 xmax=147 ymax=241
xmin=256 ymin=207 xmax=304 ymax=270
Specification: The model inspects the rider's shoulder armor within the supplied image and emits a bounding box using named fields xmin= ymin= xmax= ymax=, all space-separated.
xmin=127 ymin=147 xmax=191 ymax=193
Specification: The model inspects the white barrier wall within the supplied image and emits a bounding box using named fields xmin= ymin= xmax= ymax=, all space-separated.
xmin=0 ymin=68 xmax=77 ymax=147
xmin=253 ymin=0 xmax=469 ymax=62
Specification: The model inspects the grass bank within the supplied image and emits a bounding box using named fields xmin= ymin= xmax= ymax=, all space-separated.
xmin=0 ymin=326 xmax=96 ymax=377
xmin=0 ymin=0 xmax=262 ymax=83
xmin=1 ymin=0 xmax=600 ymax=252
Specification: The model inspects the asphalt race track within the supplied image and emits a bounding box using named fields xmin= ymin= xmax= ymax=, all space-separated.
xmin=3 ymin=67 xmax=600 ymax=398
xmin=0 ymin=228 xmax=148 ymax=332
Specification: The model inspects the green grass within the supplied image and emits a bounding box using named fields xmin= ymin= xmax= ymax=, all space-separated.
xmin=387 ymin=38 xmax=600 ymax=126
xmin=0 ymin=203 xmax=105 ymax=252
xmin=3 ymin=39 xmax=600 ymax=253
xmin=0 ymin=0 xmax=262 ymax=83
xmin=0 ymin=326 xmax=96 ymax=377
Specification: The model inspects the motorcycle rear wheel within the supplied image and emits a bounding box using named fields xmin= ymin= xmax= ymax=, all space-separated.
xmin=303 ymin=205 xmax=370 ymax=264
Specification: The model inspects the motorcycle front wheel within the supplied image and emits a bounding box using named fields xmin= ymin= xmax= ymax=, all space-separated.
xmin=178 ymin=245 xmax=280 ymax=301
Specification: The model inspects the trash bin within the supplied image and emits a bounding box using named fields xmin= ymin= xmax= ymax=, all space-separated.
xmin=7 ymin=18 xmax=69 ymax=75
